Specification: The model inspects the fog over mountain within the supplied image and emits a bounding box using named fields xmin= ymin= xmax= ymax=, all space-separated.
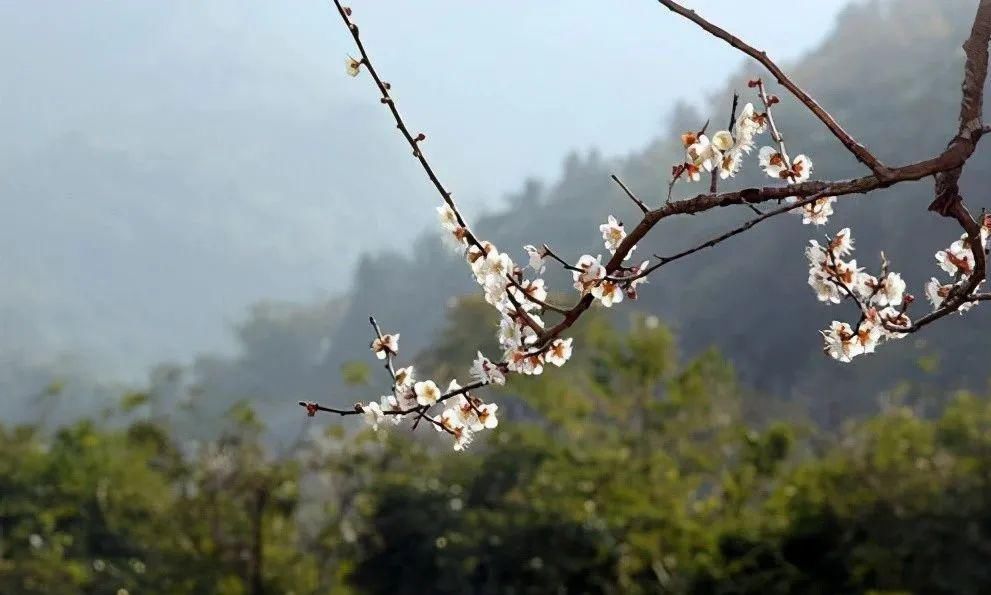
xmin=0 ymin=0 xmax=848 ymax=378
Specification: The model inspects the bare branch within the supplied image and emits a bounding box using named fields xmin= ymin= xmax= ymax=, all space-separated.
xmin=611 ymin=174 xmax=649 ymax=214
xmin=929 ymin=0 xmax=991 ymax=215
xmin=656 ymin=0 xmax=888 ymax=176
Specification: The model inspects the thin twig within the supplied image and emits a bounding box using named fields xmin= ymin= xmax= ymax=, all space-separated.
xmin=612 ymin=174 xmax=649 ymax=213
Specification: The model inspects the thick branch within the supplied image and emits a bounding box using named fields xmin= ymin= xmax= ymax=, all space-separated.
xmin=929 ymin=0 xmax=991 ymax=215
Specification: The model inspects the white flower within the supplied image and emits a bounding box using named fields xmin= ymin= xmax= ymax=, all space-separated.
xmin=591 ymin=280 xmax=624 ymax=307
xmin=414 ymin=380 xmax=441 ymax=406
xmin=394 ymin=366 xmax=415 ymax=388
xmin=925 ymin=277 xmax=949 ymax=309
xmin=573 ymin=254 xmax=605 ymax=294
xmin=361 ymin=401 xmax=384 ymax=431
xmin=711 ymin=130 xmax=735 ymax=152
xmin=523 ymin=244 xmax=546 ymax=274
xmin=687 ymin=134 xmax=722 ymax=172
xmin=510 ymin=278 xmax=548 ymax=312
xmin=789 ymin=154 xmax=813 ymax=183
xmin=436 ymin=407 xmax=473 ymax=451
xmin=380 ymin=395 xmax=405 ymax=424
xmin=683 ymin=163 xmax=703 ymax=182
xmin=830 ymin=228 xmax=855 ymax=257
xmin=498 ymin=315 xmax=525 ymax=348
xmin=758 ymin=146 xmax=787 ymax=178
xmin=806 ymin=240 xmax=829 ymax=269
xmin=877 ymin=307 xmax=911 ymax=338
xmin=855 ymin=313 xmax=883 ymax=355
xmin=474 ymin=402 xmax=499 ymax=430
xmin=470 ymin=351 xmax=506 ymax=385
xmin=735 ymin=103 xmax=768 ymax=140
xmin=599 ymin=215 xmax=627 ymax=254
xmin=370 ymin=333 xmax=399 ymax=359
xmin=545 ymin=338 xmax=573 ymax=367
xmin=436 ymin=205 xmax=467 ymax=248
xmin=871 ymin=272 xmax=906 ymax=307
xmin=505 ymin=348 xmax=544 ymax=376
xmin=808 ymin=272 xmax=843 ymax=304
xmin=718 ymin=149 xmax=743 ymax=179
xmin=935 ymin=238 xmax=975 ymax=277
xmin=474 ymin=249 xmax=513 ymax=286
xmin=346 ymin=56 xmax=361 ymax=77
xmin=821 ymin=321 xmax=864 ymax=362
xmin=437 ymin=204 xmax=459 ymax=231
xmin=792 ymin=196 xmax=836 ymax=225
xmin=925 ymin=278 xmax=981 ymax=314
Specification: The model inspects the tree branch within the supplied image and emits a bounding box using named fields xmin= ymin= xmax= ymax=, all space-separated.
xmin=656 ymin=0 xmax=888 ymax=176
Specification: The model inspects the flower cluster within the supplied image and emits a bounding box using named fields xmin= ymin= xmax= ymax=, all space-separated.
xmin=807 ymin=228 xmax=912 ymax=362
xmin=924 ymin=219 xmax=990 ymax=312
xmin=355 ymin=347 xmax=506 ymax=451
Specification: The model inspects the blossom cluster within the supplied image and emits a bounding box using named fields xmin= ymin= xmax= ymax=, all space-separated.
xmin=339 ymin=41 xmax=989 ymax=448
xmin=807 ymin=218 xmax=990 ymax=362
xmin=806 ymin=228 xmax=912 ymax=362
xmin=358 ymin=362 xmax=500 ymax=451
xmin=924 ymin=218 xmax=990 ymax=312
xmin=677 ymin=102 xmax=769 ymax=182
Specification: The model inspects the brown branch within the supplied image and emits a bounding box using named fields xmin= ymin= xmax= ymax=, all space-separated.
xmin=322 ymin=0 xmax=991 ymax=421
xmin=929 ymin=0 xmax=991 ymax=215
xmin=656 ymin=0 xmax=888 ymax=176
xmin=331 ymin=1 xmax=483 ymax=252
xmin=505 ymin=274 xmax=571 ymax=315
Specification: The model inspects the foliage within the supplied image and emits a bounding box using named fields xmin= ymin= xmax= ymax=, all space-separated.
xmin=5 ymin=310 xmax=991 ymax=593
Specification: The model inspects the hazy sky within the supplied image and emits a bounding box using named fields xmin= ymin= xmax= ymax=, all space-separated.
xmin=0 ymin=0 xmax=854 ymax=375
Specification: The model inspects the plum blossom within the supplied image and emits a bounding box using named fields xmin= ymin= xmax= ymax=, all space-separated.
xmin=687 ymin=134 xmax=722 ymax=172
xmin=523 ymin=244 xmax=546 ymax=274
xmin=414 ymin=380 xmax=441 ymax=406
xmin=718 ymin=149 xmax=743 ymax=179
xmin=510 ymin=278 xmax=548 ymax=311
xmin=683 ymin=163 xmax=703 ymax=182
xmin=470 ymin=352 xmax=505 ymax=385
xmin=505 ymin=348 xmax=544 ymax=376
xmin=759 ymin=146 xmax=788 ymax=178
xmin=599 ymin=215 xmax=627 ymax=254
xmin=871 ymin=272 xmax=906 ymax=307
xmin=789 ymin=154 xmax=813 ymax=183
xmin=877 ymin=307 xmax=911 ymax=338
xmin=473 ymin=402 xmax=499 ymax=430
xmin=545 ymin=338 xmax=573 ymax=367
xmin=935 ymin=236 xmax=975 ymax=277
xmin=573 ymin=254 xmax=605 ymax=294
xmin=711 ymin=130 xmax=735 ymax=152
xmin=346 ymin=56 xmax=361 ymax=77
xmin=790 ymin=196 xmax=836 ymax=225
xmin=925 ymin=278 xmax=981 ymax=314
xmin=822 ymin=321 xmax=864 ymax=362
xmin=735 ymin=102 xmax=768 ymax=145
xmin=380 ymin=395 xmax=405 ymax=424
xmin=370 ymin=333 xmax=399 ymax=359
xmin=830 ymin=228 xmax=854 ymax=257
xmin=437 ymin=204 xmax=467 ymax=247
xmin=592 ymin=280 xmax=624 ymax=307
xmin=436 ymin=407 xmax=473 ymax=451
xmin=360 ymin=401 xmax=384 ymax=430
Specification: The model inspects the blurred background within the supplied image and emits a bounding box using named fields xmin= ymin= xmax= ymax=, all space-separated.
xmin=3 ymin=0 xmax=991 ymax=592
